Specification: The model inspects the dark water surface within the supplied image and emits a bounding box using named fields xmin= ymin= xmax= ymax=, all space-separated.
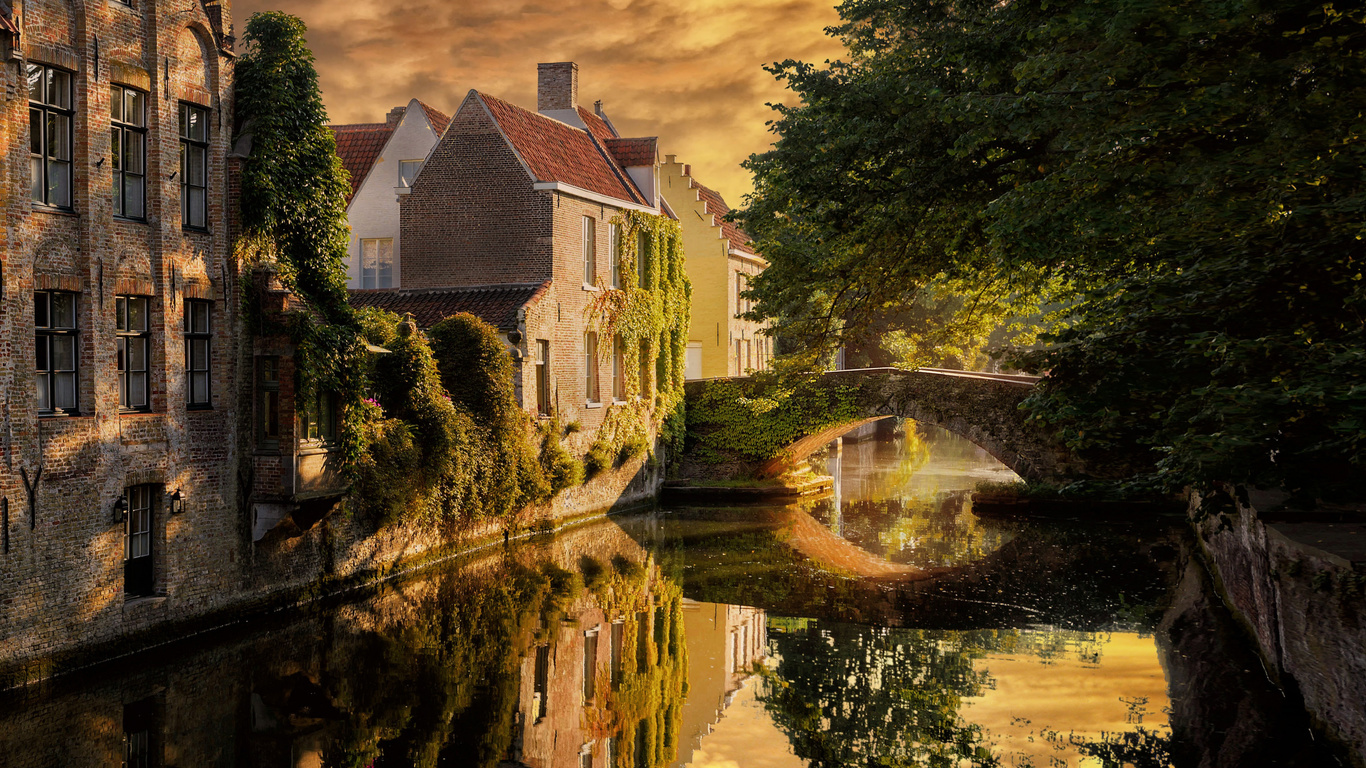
xmin=0 ymin=422 xmax=1341 ymax=767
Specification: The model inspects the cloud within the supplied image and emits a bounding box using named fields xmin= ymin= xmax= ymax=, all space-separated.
xmin=232 ymin=0 xmax=846 ymax=201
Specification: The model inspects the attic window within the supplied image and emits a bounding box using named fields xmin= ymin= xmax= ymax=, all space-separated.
xmin=398 ymin=160 xmax=423 ymax=188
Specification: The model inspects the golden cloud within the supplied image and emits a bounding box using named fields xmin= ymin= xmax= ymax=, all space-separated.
xmin=232 ymin=0 xmax=846 ymax=203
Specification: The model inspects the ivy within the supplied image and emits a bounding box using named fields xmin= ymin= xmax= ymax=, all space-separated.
xmin=585 ymin=211 xmax=692 ymax=472
xmin=235 ymin=12 xmax=367 ymax=467
xmin=685 ymin=375 xmax=864 ymax=465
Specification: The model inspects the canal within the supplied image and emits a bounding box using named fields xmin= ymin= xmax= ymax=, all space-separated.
xmin=0 ymin=421 xmax=1344 ymax=767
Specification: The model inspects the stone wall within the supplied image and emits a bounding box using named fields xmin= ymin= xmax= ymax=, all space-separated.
xmin=1192 ymin=491 xmax=1366 ymax=765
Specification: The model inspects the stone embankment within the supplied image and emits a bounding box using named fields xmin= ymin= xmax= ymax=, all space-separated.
xmin=1191 ymin=489 xmax=1366 ymax=766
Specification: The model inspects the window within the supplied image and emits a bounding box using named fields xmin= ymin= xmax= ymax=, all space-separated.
xmin=735 ymin=339 xmax=743 ymax=375
xmin=360 ymin=238 xmax=394 ymax=289
xmin=638 ymin=339 xmax=650 ymax=398
xmin=609 ymin=222 xmax=621 ymax=289
xmin=611 ymin=336 xmax=625 ymax=401
xmin=580 ymin=748 xmax=593 ymax=768
xmin=300 ymin=391 xmax=337 ymax=444
xmin=116 ymin=296 xmax=151 ymax=411
xmin=636 ymin=230 xmax=649 ymax=287
xmin=533 ymin=644 xmax=551 ymax=722
xmin=735 ymin=271 xmax=746 ymax=316
xmin=185 ymin=300 xmax=211 ymax=407
xmin=583 ymin=628 xmax=599 ymax=701
xmin=28 ymin=64 xmax=73 ymax=209
xmin=610 ymin=621 xmax=624 ymax=687
xmin=583 ymin=216 xmax=597 ymax=284
xmin=111 ymin=85 xmax=147 ymax=219
xmin=179 ymin=102 xmax=209 ymax=228
xmin=124 ymin=485 xmax=155 ymax=596
xmin=257 ymin=357 xmax=280 ymax=449
xmin=35 ymin=290 xmax=78 ymax=414
xmin=535 ymin=339 xmax=551 ymax=415
xmin=398 ymin=159 xmax=423 ymax=187
xmin=584 ymin=332 xmax=600 ymax=403
xmin=123 ymin=698 xmax=160 ymax=768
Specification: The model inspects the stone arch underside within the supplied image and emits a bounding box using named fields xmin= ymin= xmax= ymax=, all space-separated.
xmin=762 ymin=369 xmax=1075 ymax=483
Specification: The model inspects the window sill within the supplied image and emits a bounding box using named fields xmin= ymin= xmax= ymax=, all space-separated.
xmin=38 ymin=410 xmax=85 ymax=418
xmin=585 ymin=401 xmax=603 ymax=409
xmin=582 ymin=283 xmax=600 ymax=292
xmin=32 ymin=205 xmax=78 ymax=218
xmin=113 ymin=216 xmax=148 ymax=226
xmin=123 ymin=594 xmax=166 ymax=609
xmin=187 ymin=403 xmax=214 ymax=411
xmin=119 ymin=408 xmax=155 ymax=416
xmin=298 ymin=442 xmax=336 ymax=456
xmin=182 ymin=226 xmax=211 ymax=235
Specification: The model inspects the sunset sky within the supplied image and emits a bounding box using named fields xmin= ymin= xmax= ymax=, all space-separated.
xmin=232 ymin=0 xmax=849 ymax=205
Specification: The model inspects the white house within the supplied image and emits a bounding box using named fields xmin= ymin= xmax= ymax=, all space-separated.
xmin=331 ymin=99 xmax=450 ymax=289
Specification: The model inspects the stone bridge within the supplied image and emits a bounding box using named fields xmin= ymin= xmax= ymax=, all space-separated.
xmin=683 ymin=367 xmax=1085 ymax=483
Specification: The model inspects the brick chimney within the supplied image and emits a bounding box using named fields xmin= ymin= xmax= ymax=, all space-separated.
xmin=386 ymin=105 xmax=407 ymax=128
xmin=537 ymin=62 xmax=578 ymax=112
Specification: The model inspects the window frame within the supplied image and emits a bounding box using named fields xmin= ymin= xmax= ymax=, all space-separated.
xmin=608 ymin=222 xmax=621 ymax=289
xmin=360 ymin=237 xmax=395 ymax=289
xmin=28 ymin=63 xmax=75 ymax=210
xmin=584 ymin=332 xmax=600 ymax=404
xmin=256 ymin=356 xmax=281 ymax=451
xmin=535 ymin=339 xmax=551 ymax=415
xmin=35 ymin=290 xmax=80 ymax=415
xmin=179 ymin=102 xmax=210 ymax=230
xmin=398 ymin=159 xmax=424 ymax=188
xmin=611 ymin=335 xmax=625 ymax=402
xmin=583 ymin=216 xmax=597 ymax=285
xmin=116 ymin=295 xmax=152 ymax=412
xmin=124 ymin=484 xmax=156 ymax=597
xmin=111 ymin=84 xmax=148 ymax=221
xmin=636 ymin=230 xmax=649 ymax=287
xmin=299 ymin=390 xmax=338 ymax=446
xmin=184 ymin=299 xmax=211 ymax=409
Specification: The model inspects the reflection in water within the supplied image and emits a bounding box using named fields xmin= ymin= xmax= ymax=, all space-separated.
xmin=0 ymin=419 xmax=1342 ymax=767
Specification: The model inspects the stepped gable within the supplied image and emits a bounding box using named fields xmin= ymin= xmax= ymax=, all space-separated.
xmin=477 ymin=92 xmax=646 ymax=206
xmin=604 ymin=137 xmax=657 ymax=168
xmin=691 ymin=177 xmax=755 ymax=255
xmin=348 ymin=282 xmax=548 ymax=331
xmin=416 ymin=100 xmax=451 ymax=136
xmin=331 ymin=122 xmax=393 ymax=203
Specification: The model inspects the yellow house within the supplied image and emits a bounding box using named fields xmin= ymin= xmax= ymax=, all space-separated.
xmin=661 ymin=156 xmax=773 ymax=379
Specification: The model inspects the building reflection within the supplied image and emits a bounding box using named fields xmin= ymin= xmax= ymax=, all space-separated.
xmin=674 ymin=600 xmax=768 ymax=765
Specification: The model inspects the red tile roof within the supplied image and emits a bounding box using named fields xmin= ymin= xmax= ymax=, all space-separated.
xmin=476 ymin=92 xmax=646 ymax=206
xmin=577 ymin=106 xmax=619 ymax=143
xmin=692 ymin=180 xmax=755 ymax=255
xmin=348 ymin=283 xmax=548 ymax=331
xmin=331 ymin=123 xmax=392 ymax=203
xmin=416 ymin=101 xmax=451 ymax=137
xmin=604 ymin=137 xmax=657 ymax=168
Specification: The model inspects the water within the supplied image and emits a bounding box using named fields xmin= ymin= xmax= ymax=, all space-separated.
xmin=0 ymin=421 xmax=1341 ymax=767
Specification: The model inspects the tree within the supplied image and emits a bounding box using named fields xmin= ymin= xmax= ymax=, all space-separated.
xmin=737 ymin=0 xmax=1366 ymax=498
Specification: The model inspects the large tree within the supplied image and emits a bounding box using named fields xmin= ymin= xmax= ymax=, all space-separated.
xmin=737 ymin=0 xmax=1366 ymax=498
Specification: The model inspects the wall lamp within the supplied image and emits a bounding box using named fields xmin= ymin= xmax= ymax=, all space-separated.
xmin=111 ymin=495 xmax=127 ymax=525
xmin=168 ymin=489 xmax=185 ymax=516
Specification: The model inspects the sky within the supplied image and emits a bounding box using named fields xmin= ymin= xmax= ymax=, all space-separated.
xmin=232 ymin=0 xmax=849 ymax=205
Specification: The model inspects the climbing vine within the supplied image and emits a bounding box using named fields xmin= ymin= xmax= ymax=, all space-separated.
xmin=685 ymin=375 xmax=863 ymax=464
xmin=235 ymin=12 xmax=367 ymax=466
xmin=584 ymin=211 xmax=691 ymax=475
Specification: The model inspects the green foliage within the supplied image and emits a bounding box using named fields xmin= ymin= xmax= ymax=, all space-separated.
xmin=538 ymin=415 xmax=585 ymax=493
xmin=738 ymin=0 xmax=1366 ymax=497
xmin=236 ymin=12 xmax=366 ymax=465
xmin=585 ymin=211 xmax=692 ymax=469
xmin=686 ymin=376 xmax=863 ymax=464
xmin=430 ymin=314 xmax=551 ymax=508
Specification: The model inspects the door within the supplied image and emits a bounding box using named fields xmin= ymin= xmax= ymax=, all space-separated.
xmin=685 ymin=342 xmax=702 ymax=380
xmin=124 ymin=485 xmax=154 ymax=596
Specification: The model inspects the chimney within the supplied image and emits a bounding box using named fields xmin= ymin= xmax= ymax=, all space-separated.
xmin=537 ymin=62 xmax=578 ymax=112
xmin=386 ymin=106 xmax=406 ymax=128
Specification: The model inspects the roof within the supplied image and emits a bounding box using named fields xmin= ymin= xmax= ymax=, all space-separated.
xmin=0 ymin=1 xmax=17 ymax=35
xmin=578 ymin=106 xmax=618 ymax=144
xmin=331 ymin=123 xmax=392 ymax=203
xmin=604 ymin=137 xmax=657 ymax=168
xmin=693 ymin=180 xmax=755 ymax=255
xmin=475 ymin=92 xmax=647 ymax=207
xmin=348 ymin=283 xmax=548 ymax=331
xmin=417 ymin=100 xmax=451 ymax=136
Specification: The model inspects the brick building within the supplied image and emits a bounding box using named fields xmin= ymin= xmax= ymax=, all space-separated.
xmin=0 ymin=0 xmax=241 ymax=671
xmin=352 ymin=62 xmax=677 ymax=439
xmin=660 ymin=157 xmax=772 ymax=379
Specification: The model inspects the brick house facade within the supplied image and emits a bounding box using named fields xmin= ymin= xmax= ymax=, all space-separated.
xmin=382 ymin=62 xmax=677 ymax=442
xmin=0 ymin=0 xmax=241 ymax=673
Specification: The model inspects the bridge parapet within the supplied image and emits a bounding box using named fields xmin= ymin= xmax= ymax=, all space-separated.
xmin=681 ymin=368 xmax=1084 ymax=483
